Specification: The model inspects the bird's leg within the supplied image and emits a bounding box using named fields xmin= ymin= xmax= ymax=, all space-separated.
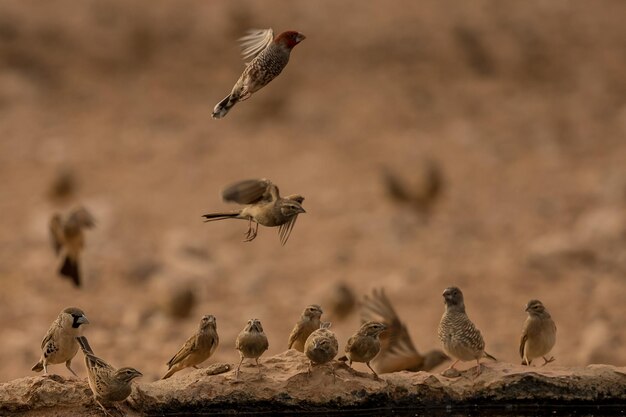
xmin=366 ymin=362 xmax=379 ymax=380
xmin=256 ymin=358 xmax=261 ymax=373
xmin=43 ymin=362 xmax=48 ymax=375
xmin=474 ymin=359 xmax=482 ymax=377
xmin=236 ymin=356 xmax=244 ymax=379
xmin=65 ymin=360 xmax=78 ymax=377
xmin=243 ymin=219 xmax=253 ymax=241
xmin=542 ymin=356 xmax=555 ymax=366
xmin=95 ymin=399 xmax=112 ymax=417
xmin=243 ymin=220 xmax=258 ymax=242
xmin=445 ymin=359 xmax=460 ymax=371
xmin=307 ymin=361 xmax=313 ymax=376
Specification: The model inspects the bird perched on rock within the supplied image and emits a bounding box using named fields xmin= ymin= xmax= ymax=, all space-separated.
xmin=520 ymin=299 xmax=556 ymax=366
xmin=49 ymin=207 xmax=95 ymax=287
xmin=235 ymin=318 xmax=269 ymax=378
xmin=437 ymin=287 xmax=496 ymax=376
xmin=76 ymin=336 xmax=142 ymax=415
xmin=212 ymin=28 xmax=305 ymax=118
xmin=162 ymin=315 xmax=219 ymax=379
xmin=288 ymin=304 xmax=323 ymax=352
xmin=202 ymin=178 xmax=306 ymax=245
xmin=360 ymin=288 xmax=448 ymax=373
xmin=304 ymin=322 xmax=338 ymax=375
xmin=32 ymin=307 xmax=89 ymax=376
xmin=338 ymin=321 xmax=387 ymax=379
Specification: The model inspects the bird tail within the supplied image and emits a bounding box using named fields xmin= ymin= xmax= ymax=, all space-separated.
xmin=76 ymin=336 xmax=94 ymax=355
xmin=201 ymin=212 xmax=241 ymax=222
xmin=59 ymin=256 xmax=81 ymax=287
xmin=31 ymin=361 xmax=44 ymax=372
xmin=162 ymin=368 xmax=176 ymax=380
xmin=484 ymin=351 xmax=497 ymax=361
xmin=211 ymin=94 xmax=237 ymax=119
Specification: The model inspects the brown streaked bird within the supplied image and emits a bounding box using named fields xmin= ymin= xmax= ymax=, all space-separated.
xmin=32 ymin=307 xmax=89 ymax=376
xmin=304 ymin=322 xmax=338 ymax=375
xmin=382 ymin=158 xmax=444 ymax=217
xmin=49 ymin=207 xmax=95 ymax=287
xmin=212 ymin=28 xmax=305 ymax=118
xmin=202 ymin=178 xmax=306 ymax=245
xmin=76 ymin=336 xmax=142 ymax=415
xmin=235 ymin=318 xmax=269 ymax=378
xmin=520 ymin=299 xmax=556 ymax=366
xmin=325 ymin=282 xmax=356 ymax=322
xmin=162 ymin=315 xmax=219 ymax=379
xmin=360 ymin=288 xmax=448 ymax=374
xmin=339 ymin=321 xmax=387 ymax=379
xmin=287 ymin=304 xmax=323 ymax=352
xmin=438 ymin=287 xmax=496 ymax=376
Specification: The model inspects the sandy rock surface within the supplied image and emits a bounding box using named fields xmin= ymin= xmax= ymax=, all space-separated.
xmin=2 ymin=351 xmax=625 ymax=416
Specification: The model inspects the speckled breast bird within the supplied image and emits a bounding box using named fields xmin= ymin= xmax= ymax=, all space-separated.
xmin=162 ymin=315 xmax=219 ymax=379
xmin=76 ymin=336 xmax=142 ymax=415
xmin=235 ymin=318 xmax=269 ymax=377
xmin=437 ymin=287 xmax=496 ymax=376
xmin=49 ymin=207 xmax=95 ymax=287
xmin=31 ymin=307 xmax=89 ymax=376
xmin=339 ymin=321 xmax=387 ymax=379
xmin=288 ymin=304 xmax=323 ymax=352
xmin=520 ymin=299 xmax=556 ymax=366
xmin=304 ymin=322 xmax=338 ymax=374
xmin=212 ymin=28 xmax=305 ymax=118
xmin=360 ymin=288 xmax=448 ymax=374
xmin=202 ymin=178 xmax=305 ymax=246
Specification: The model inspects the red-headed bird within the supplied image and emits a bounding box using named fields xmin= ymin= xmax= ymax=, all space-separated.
xmin=212 ymin=28 xmax=305 ymax=119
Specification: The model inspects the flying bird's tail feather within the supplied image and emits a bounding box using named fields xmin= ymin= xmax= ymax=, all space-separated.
xmin=202 ymin=212 xmax=241 ymax=222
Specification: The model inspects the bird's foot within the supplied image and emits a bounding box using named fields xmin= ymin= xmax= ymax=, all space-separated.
xmin=542 ymin=356 xmax=555 ymax=366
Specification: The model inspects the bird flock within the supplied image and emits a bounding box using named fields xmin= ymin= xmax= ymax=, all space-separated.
xmin=35 ymin=28 xmax=558 ymax=415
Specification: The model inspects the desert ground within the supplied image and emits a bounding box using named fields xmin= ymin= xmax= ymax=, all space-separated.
xmin=1 ymin=0 xmax=625 ymax=389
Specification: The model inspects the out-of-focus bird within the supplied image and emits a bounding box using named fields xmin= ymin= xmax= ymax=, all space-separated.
xmin=49 ymin=207 xmax=95 ymax=287
xmin=520 ymin=299 xmax=556 ymax=366
xmin=202 ymin=178 xmax=306 ymax=245
xmin=438 ymin=287 xmax=496 ymax=376
xmin=235 ymin=318 xmax=269 ymax=378
xmin=360 ymin=288 xmax=448 ymax=373
xmin=338 ymin=321 xmax=387 ymax=379
xmin=325 ymin=282 xmax=357 ymax=322
xmin=288 ymin=304 xmax=323 ymax=352
xmin=48 ymin=168 xmax=77 ymax=202
xmin=76 ymin=336 xmax=142 ymax=415
xmin=162 ymin=315 xmax=219 ymax=379
xmin=31 ymin=307 xmax=89 ymax=376
xmin=304 ymin=322 xmax=338 ymax=375
xmin=382 ymin=159 xmax=444 ymax=217
xmin=212 ymin=28 xmax=305 ymax=118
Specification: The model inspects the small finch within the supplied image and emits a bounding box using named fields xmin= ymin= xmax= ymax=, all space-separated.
xmin=520 ymin=299 xmax=557 ymax=366
xmin=212 ymin=28 xmax=305 ymax=119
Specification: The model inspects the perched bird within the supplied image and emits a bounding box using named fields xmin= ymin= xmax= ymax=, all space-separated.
xmin=288 ymin=304 xmax=323 ymax=352
xmin=304 ymin=322 xmax=338 ymax=375
xmin=382 ymin=159 xmax=444 ymax=217
xmin=520 ymin=299 xmax=557 ymax=366
xmin=76 ymin=336 xmax=142 ymax=415
xmin=438 ymin=287 xmax=496 ymax=376
xmin=212 ymin=28 xmax=305 ymax=118
xmin=325 ymin=282 xmax=357 ymax=322
xmin=360 ymin=288 xmax=448 ymax=373
xmin=339 ymin=321 xmax=387 ymax=379
xmin=49 ymin=207 xmax=96 ymax=287
xmin=235 ymin=318 xmax=269 ymax=377
xmin=162 ymin=315 xmax=219 ymax=379
xmin=32 ymin=307 xmax=89 ymax=376
xmin=202 ymin=178 xmax=306 ymax=245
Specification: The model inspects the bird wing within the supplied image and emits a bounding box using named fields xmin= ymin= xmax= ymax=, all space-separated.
xmin=40 ymin=325 xmax=57 ymax=352
xmin=519 ymin=331 xmax=528 ymax=359
xmin=84 ymin=351 xmax=115 ymax=373
xmin=287 ymin=323 xmax=304 ymax=349
xmin=49 ymin=214 xmax=64 ymax=255
xmin=239 ymin=28 xmax=274 ymax=62
xmin=222 ymin=178 xmax=277 ymax=204
xmin=167 ymin=334 xmax=197 ymax=367
xmin=278 ymin=214 xmax=298 ymax=246
xmin=361 ymin=288 xmax=420 ymax=357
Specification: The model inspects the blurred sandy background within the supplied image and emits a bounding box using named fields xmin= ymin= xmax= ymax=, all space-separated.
xmin=1 ymin=0 xmax=625 ymax=382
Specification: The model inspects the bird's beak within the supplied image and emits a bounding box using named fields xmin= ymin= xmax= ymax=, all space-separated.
xmin=297 ymin=206 xmax=306 ymax=214
xmin=135 ymin=370 xmax=144 ymax=378
xmin=296 ymin=33 xmax=306 ymax=43
xmin=78 ymin=316 xmax=89 ymax=325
